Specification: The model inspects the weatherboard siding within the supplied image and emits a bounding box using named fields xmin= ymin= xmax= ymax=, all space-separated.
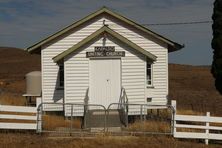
xmin=41 ymin=14 xmax=168 ymax=112
xmin=41 ymin=16 xmax=104 ymax=111
xmin=105 ymin=16 xmax=168 ymax=105
xmin=64 ymin=36 xmax=146 ymax=116
xmin=42 ymin=46 xmax=66 ymax=111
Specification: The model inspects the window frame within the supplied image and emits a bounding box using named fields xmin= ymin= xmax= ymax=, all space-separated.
xmin=58 ymin=63 xmax=64 ymax=89
xmin=146 ymin=59 xmax=153 ymax=87
xmin=147 ymin=97 xmax=152 ymax=102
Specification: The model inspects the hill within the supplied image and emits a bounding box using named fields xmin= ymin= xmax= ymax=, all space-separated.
xmin=0 ymin=47 xmax=222 ymax=114
xmin=0 ymin=47 xmax=40 ymax=94
xmin=169 ymin=64 xmax=222 ymax=115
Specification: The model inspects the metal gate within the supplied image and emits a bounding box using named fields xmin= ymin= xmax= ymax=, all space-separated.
xmin=36 ymin=103 xmax=174 ymax=136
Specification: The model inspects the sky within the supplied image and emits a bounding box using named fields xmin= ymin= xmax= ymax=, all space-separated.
xmin=0 ymin=0 xmax=213 ymax=65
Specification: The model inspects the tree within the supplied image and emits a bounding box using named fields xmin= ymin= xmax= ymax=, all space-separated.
xmin=212 ymin=0 xmax=222 ymax=94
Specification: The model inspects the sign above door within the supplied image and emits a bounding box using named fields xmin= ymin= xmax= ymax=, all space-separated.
xmin=86 ymin=46 xmax=125 ymax=58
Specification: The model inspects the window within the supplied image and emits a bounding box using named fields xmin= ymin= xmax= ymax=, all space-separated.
xmin=146 ymin=60 xmax=152 ymax=86
xmin=147 ymin=98 xmax=152 ymax=102
xmin=58 ymin=63 xmax=64 ymax=88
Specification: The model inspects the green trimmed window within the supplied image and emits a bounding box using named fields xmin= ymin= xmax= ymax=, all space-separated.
xmin=58 ymin=64 xmax=64 ymax=88
xmin=146 ymin=60 xmax=152 ymax=86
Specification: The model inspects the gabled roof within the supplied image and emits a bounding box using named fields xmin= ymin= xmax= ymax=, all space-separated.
xmin=26 ymin=7 xmax=184 ymax=53
xmin=53 ymin=26 xmax=157 ymax=62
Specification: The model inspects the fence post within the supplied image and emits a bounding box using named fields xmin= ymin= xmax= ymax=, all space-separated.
xmin=140 ymin=105 xmax=143 ymax=121
xmin=105 ymin=108 xmax=107 ymax=133
xmin=126 ymin=105 xmax=128 ymax=127
xmin=143 ymin=105 xmax=146 ymax=133
xmin=140 ymin=105 xmax=143 ymax=130
xmin=71 ymin=105 xmax=73 ymax=133
xmin=171 ymin=100 xmax=176 ymax=136
xmin=36 ymin=97 xmax=42 ymax=133
xmin=205 ymin=112 xmax=210 ymax=145
xmin=84 ymin=105 xmax=86 ymax=129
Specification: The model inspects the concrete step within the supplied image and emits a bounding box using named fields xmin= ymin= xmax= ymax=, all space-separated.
xmin=90 ymin=127 xmax=121 ymax=132
xmin=84 ymin=109 xmax=123 ymax=128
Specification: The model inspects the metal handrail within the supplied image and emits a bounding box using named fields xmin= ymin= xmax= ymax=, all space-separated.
xmin=83 ymin=88 xmax=89 ymax=128
xmin=84 ymin=88 xmax=89 ymax=107
xmin=117 ymin=87 xmax=129 ymax=127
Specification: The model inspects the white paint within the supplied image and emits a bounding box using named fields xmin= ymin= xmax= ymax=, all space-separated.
xmin=89 ymin=58 xmax=121 ymax=108
xmin=172 ymin=100 xmax=222 ymax=145
xmin=0 ymin=123 xmax=37 ymax=130
xmin=64 ymin=36 xmax=146 ymax=115
xmin=41 ymin=13 xmax=169 ymax=112
xmin=0 ymin=104 xmax=37 ymax=130
xmin=0 ymin=114 xmax=37 ymax=120
xmin=0 ymin=105 xmax=36 ymax=113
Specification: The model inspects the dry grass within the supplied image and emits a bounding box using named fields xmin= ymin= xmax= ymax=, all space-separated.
xmin=177 ymin=109 xmax=205 ymax=115
xmin=0 ymin=93 xmax=26 ymax=106
xmin=42 ymin=115 xmax=81 ymax=130
xmin=169 ymin=64 xmax=222 ymax=116
xmin=0 ymin=119 xmax=35 ymax=124
xmin=176 ymin=128 xmax=205 ymax=133
xmin=147 ymin=108 xmax=172 ymax=118
xmin=0 ymin=111 xmax=35 ymax=116
xmin=126 ymin=120 xmax=171 ymax=133
xmin=0 ymin=133 xmax=218 ymax=148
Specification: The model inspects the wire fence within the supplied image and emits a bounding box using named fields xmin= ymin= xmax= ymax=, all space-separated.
xmin=36 ymin=103 xmax=175 ymax=136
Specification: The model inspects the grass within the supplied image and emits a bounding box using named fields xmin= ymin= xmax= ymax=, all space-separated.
xmin=126 ymin=120 xmax=171 ymax=133
xmin=0 ymin=93 xmax=26 ymax=106
xmin=177 ymin=109 xmax=205 ymax=115
xmin=0 ymin=133 xmax=217 ymax=148
xmin=42 ymin=115 xmax=82 ymax=131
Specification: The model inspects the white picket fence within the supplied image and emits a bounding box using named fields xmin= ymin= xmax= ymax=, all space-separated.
xmin=0 ymin=98 xmax=41 ymax=131
xmin=172 ymin=100 xmax=222 ymax=145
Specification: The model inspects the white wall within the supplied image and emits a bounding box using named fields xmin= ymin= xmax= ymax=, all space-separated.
xmin=64 ymin=36 xmax=146 ymax=116
xmin=41 ymin=13 xmax=168 ymax=112
xmin=104 ymin=16 xmax=168 ymax=105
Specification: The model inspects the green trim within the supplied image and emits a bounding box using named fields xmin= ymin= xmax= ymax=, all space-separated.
xmin=53 ymin=26 xmax=157 ymax=62
xmin=27 ymin=7 xmax=106 ymax=53
xmin=27 ymin=6 xmax=183 ymax=53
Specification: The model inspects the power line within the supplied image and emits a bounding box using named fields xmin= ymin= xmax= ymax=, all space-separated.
xmin=142 ymin=21 xmax=212 ymax=26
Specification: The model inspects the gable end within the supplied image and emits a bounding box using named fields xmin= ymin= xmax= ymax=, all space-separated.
xmin=26 ymin=7 xmax=184 ymax=54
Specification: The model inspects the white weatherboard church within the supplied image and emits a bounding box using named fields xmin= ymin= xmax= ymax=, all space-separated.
xmin=27 ymin=7 xmax=183 ymax=116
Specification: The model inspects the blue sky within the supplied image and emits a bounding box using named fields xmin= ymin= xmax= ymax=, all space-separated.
xmin=0 ymin=0 xmax=213 ymax=65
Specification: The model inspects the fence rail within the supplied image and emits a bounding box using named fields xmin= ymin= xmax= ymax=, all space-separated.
xmin=0 ymin=105 xmax=37 ymax=130
xmin=0 ymin=98 xmax=41 ymax=131
xmin=172 ymin=100 xmax=222 ymax=145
